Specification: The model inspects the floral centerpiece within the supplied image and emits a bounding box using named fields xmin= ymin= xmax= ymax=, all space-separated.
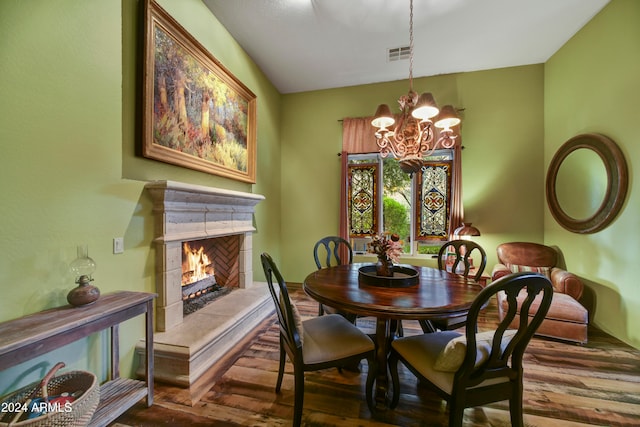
xmin=368 ymin=233 xmax=403 ymax=276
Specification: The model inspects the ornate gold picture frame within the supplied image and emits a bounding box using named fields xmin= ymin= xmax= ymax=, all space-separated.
xmin=143 ymin=0 xmax=257 ymax=183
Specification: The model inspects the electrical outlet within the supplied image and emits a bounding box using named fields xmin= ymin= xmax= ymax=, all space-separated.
xmin=113 ymin=237 xmax=124 ymax=254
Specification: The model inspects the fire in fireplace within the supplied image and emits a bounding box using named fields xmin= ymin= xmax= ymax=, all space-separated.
xmin=183 ymin=242 xmax=213 ymax=285
xmin=181 ymin=239 xmax=231 ymax=315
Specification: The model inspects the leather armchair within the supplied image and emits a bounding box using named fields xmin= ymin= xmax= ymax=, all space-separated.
xmin=492 ymin=242 xmax=588 ymax=344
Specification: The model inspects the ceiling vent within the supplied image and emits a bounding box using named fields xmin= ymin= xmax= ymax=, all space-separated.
xmin=388 ymin=46 xmax=410 ymax=62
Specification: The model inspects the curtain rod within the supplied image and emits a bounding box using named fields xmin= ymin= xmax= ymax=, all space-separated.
xmin=338 ymin=146 xmax=465 ymax=156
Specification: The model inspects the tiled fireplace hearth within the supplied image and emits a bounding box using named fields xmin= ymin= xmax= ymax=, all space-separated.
xmin=136 ymin=180 xmax=271 ymax=388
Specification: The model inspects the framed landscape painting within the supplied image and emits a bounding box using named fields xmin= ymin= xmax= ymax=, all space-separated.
xmin=143 ymin=0 xmax=257 ymax=183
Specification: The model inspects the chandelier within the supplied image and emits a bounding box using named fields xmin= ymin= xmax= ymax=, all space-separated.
xmin=371 ymin=0 xmax=461 ymax=175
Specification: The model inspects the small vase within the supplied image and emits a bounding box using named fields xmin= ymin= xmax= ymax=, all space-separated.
xmin=376 ymin=256 xmax=394 ymax=277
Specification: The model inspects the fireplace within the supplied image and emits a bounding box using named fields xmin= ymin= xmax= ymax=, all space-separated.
xmin=145 ymin=180 xmax=264 ymax=332
xmin=137 ymin=180 xmax=271 ymax=388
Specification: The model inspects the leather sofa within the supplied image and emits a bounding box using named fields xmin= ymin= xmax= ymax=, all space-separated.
xmin=492 ymin=242 xmax=588 ymax=344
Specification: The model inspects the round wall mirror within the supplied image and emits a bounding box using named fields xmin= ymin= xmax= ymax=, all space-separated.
xmin=546 ymin=133 xmax=628 ymax=234
xmin=555 ymin=148 xmax=607 ymax=220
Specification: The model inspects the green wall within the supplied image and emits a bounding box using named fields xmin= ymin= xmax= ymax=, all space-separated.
xmin=279 ymin=66 xmax=545 ymax=282
xmin=0 ymin=0 xmax=281 ymax=393
xmin=544 ymin=0 xmax=640 ymax=348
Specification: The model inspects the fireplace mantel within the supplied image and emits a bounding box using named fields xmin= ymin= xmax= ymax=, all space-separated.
xmin=146 ymin=180 xmax=265 ymax=243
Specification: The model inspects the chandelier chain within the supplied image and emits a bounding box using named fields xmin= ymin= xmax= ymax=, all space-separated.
xmin=409 ymin=0 xmax=414 ymax=92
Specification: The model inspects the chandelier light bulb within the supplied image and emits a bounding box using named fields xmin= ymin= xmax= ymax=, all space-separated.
xmin=411 ymin=92 xmax=439 ymax=121
xmin=435 ymin=105 xmax=461 ymax=130
xmin=371 ymin=104 xmax=395 ymax=129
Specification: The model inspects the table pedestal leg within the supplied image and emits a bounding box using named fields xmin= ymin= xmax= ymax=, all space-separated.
xmin=374 ymin=317 xmax=391 ymax=409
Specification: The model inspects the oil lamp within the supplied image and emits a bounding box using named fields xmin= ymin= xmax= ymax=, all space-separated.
xmin=67 ymin=245 xmax=100 ymax=306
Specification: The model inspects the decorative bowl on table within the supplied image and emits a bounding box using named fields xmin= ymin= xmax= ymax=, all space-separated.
xmin=358 ymin=264 xmax=419 ymax=288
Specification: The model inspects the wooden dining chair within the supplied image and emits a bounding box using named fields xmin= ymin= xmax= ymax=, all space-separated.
xmin=313 ymin=236 xmax=357 ymax=321
xmin=260 ymin=252 xmax=377 ymax=426
xmin=313 ymin=235 xmax=353 ymax=270
xmin=438 ymin=239 xmax=487 ymax=282
xmin=420 ymin=239 xmax=488 ymax=333
xmin=389 ymin=272 xmax=553 ymax=427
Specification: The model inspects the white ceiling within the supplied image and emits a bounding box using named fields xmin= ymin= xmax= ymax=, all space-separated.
xmin=203 ymin=0 xmax=609 ymax=94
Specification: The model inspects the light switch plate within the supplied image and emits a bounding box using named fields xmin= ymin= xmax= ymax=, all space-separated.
xmin=113 ymin=237 xmax=124 ymax=254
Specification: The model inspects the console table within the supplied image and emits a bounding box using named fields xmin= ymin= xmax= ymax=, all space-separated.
xmin=0 ymin=291 xmax=155 ymax=427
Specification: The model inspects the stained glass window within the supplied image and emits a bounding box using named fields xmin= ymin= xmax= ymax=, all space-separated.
xmin=345 ymin=150 xmax=454 ymax=255
xmin=415 ymin=162 xmax=452 ymax=240
xmin=348 ymin=162 xmax=378 ymax=236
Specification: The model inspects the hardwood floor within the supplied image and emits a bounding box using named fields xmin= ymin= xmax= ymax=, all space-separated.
xmin=113 ymin=287 xmax=640 ymax=426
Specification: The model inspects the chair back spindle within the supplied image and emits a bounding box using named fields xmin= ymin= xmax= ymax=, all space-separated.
xmin=313 ymin=236 xmax=353 ymax=269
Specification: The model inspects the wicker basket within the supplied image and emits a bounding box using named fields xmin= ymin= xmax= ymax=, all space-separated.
xmin=0 ymin=363 xmax=99 ymax=427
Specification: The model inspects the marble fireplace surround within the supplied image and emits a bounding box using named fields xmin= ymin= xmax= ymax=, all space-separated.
xmin=136 ymin=180 xmax=271 ymax=387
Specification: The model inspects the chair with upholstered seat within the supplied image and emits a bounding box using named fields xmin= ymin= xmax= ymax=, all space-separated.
xmin=389 ymin=272 xmax=553 ymax=427
xmin=492 ymin=242 xmax=589 ymax=344
xmin=261 ymin=252 xmax=376 ymax=426
xmin=313 ymin=236 xmax=357 ymax=321
xmin=419 ymin=239 xmax=488 ymax=333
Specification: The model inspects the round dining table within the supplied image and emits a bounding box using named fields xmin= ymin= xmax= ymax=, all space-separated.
xmin=303 ymin=262 xmax=483 ymax=409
